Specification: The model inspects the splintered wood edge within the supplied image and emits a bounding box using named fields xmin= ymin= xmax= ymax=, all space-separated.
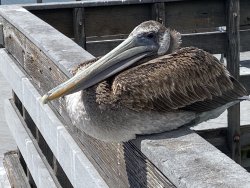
xmin=0 ymin=49 xmax=108 ymax=188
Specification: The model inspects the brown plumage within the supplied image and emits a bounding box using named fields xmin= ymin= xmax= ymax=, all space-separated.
xmin=42 ymin=21 xmax=248 ymax=142
xmin=75 ymin=47 xmax=247 ymax=114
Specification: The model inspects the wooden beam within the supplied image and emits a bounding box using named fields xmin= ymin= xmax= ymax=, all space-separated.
xmin=196 ymin=124 xmax=250 ymax=150
xmin=3 ymin=151 xmax=31 ymax=188
xmin=84 ymin=4 xmax=152 ymax=37
xmin=226 ymin=0 xmax=241 ymax=163
xmin=134 ymin=127 xmax=250 ymax=188
xmin=152 ymin=2 xmax=166 ymax=24
xmin=30 ymin=8 xmax=74 ymax=38
xmin=0 ymin=23 xmax=3 ymax=47
xmin=73 ymin=7 xmax=86 ymax=49
xmin=85 ymin=29 xmax=250 ymax=57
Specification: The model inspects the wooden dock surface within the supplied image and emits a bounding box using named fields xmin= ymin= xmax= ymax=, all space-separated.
xmin=0 ymin=72 xmax=16 ymax=188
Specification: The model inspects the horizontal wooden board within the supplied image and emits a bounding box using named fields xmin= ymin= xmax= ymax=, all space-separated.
xmin=27 ymin=1 xmax=250 ymax=39
xmin=240 ymin=0 xmax=250 ymax=28
xmin=30 ymin=8 xmax=74 ymax=38
xmin=23 ymin=0 xmax=192 ymax=10
xmin=197 ymin=125 xmax=250 ymax=149
xmin=84 ymin=4 xmax=152 ymax=37
xmin=165 ymin=0 xmax=225 ymax=32
xmin=86 ymin=29 xmax=250 ymax=57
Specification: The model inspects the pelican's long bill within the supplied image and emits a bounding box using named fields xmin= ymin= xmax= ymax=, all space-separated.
xmin=41 ymin=35 xmax=157 ymax=104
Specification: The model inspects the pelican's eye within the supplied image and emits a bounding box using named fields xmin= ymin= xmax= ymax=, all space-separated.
xmin=146 ymin=32 xmax=155 ymax=39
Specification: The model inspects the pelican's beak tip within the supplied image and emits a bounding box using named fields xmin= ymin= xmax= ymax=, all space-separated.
xmin=40 ymin=94 xmax=49 ymax=104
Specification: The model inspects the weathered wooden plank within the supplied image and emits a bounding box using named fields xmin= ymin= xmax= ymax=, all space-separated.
xmin=30 ymin=8 xmax=74 ymax=38
xmin=26 ymin=169 xmax=36 ymax=188
xmin=152 ymin=2 xmax=165 ymax=24
xmin=0 ymin=6 xmax=93 ymax=75
xmin=135 ymin=127 xmax=250 ymax=188
xmin=3 ymin=151 xmax=31 ymax=188
xmin=0 ymin=48 xmax=108 ymax=188
xmin=240 ymin=0 xmax=250 ymax=28
xmin=23 ymin=0 xmax=185 ymax=10
xmin=0 ymin=23 xmax=3 ymax=47
xmin=226 ymin=0 xmax=241 ymax=163
xmin=0 ymin=7 xmax=175 ymax=188
xmin=73 ymin=7 xmax=86 ymax=49
xmin=239 ymin=29 xmax=250 ymax=52
xmin=53 ymin=159 xmax=73 ymax=188
xmin=165 ymin=0 xmax=225 ymax=32
xmin=86 ymin=29 xmax=250 ymax=57
xmin=12 ymin=98 xmax=71 ymax=188
xmin=197 ymin=125 xmax=250 ymax=147
xmin=23 ymin=0 xmax=250 ymax=38
xmin=84 ymin=4 xmax=152 ymax=37
xmin=4 ymin=99 xmax=59 ymax=188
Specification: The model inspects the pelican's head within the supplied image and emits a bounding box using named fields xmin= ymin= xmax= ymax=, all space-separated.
xmin=41 ymin=21 xmax=181 ymax=104
xmin=129 ymin=21 xmax=181 ymax=55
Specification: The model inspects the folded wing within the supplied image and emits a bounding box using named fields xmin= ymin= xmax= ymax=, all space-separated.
xmin=111 ymin=47 xmax=247 ymax=112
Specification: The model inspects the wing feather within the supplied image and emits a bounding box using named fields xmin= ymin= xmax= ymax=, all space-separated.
xmin=111 ymin=47 xmax=247 ymax=112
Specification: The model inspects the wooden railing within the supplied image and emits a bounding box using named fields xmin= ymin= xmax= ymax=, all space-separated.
xmin=25 ymin=0 xmax=250 ymax=163
xmin=1 ymin=0 xmax=250 ymax=187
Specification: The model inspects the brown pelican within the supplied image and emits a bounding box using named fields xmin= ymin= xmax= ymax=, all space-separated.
xmin=41 ymin=21 xmax=248 ymax=142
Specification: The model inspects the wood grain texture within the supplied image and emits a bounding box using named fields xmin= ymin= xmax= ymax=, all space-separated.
xmin=73 ymin=7 xmax=86 ymax=49
xmin=84 ymin=4 xmax=152 ymax=37
xmin=30 ymin=8 xmax=74 ymax=38
xmin=136 ymin=127 xmax=250 ymax=188
xmin=0 ymin=23 xmax=3 ymax=47
xmin=226 ymin=0 xmax=241 ymax=163
xmin=4 ymin=99 xmax=60 ymax=188
xmin=165 ymin=0 xmax=225 ymax=32
xmin=10 ymin=99 xmax=63 ymax=188
xmin=152 ymin=2 xmax=165 ymax=24
xmin=3 ymin=151 xmax=31 ymax=188
xmin=24 ymin=0 xmax=250 ymax=37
